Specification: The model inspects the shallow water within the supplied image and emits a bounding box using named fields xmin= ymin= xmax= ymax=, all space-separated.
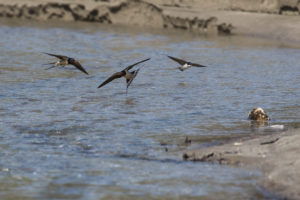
xmin=0 ymin=19 xmax=299 ymax=199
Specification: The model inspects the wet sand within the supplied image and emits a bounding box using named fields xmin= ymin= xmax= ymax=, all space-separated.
xmin=0 ymin=0 xmax=300 ymax=46
xmin=183 ymin=128 xmax=300 ymax=200
xmin=153 ymin=0 xmax=300 ymax=45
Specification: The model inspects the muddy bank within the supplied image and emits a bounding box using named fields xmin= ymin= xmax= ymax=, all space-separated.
xmin=0 ymin=0 xmax=233 ymax=35
xmin=155 ymin=0 xmax=300 ymax=45
xmin=147 ymin=0 xmax=300 ymax=15
xmin=0 ymin=0 xmax=300 ymax=45
xmin=183 ymin=128 xmax=300 ymax=200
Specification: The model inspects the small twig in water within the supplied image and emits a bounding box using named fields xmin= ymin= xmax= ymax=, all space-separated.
xmin=260 ymin=137 xmax=280 ymax=145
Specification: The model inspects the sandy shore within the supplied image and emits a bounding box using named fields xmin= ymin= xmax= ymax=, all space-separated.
xmin=0 ymin=0 xmax=233 ymax=35
xmin=155 ymin=0 xmax=300 ymax=45
xmin=0 ymin=0 xmax=300 ymax=46
xmin=183 ymin=128 xmax=300 ymax=200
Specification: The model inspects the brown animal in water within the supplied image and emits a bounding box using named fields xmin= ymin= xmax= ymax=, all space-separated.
xmin=248 ymin=107 xmax=270 ymax=121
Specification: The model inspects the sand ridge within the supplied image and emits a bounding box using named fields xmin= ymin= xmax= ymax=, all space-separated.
xmin=0 ymin=0 xmax=234 ymax=35
xmin=183 ymin=128 xmax=300 ymax=200
xmin=1 ymin=0 xmax=300 ymax=45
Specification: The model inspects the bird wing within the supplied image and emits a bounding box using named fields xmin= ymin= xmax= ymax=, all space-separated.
xmin=69 ymin=59 xmax=89 ymax=75
xmin=191 ymin=62 xmax=207 ymax=68
xmin=43 ymin=52 xmax=68 ymax=60
xmin=125 ymin=58 xmax=151 ymax=71
xmin=167 ymin=56 xmax=187 ymax=65
xmin=98 ymin=71 xmax=125 ymax=88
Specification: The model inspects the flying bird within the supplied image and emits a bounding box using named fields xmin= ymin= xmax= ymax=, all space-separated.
xmin=43 ymin=52 xmax=89 ymax=75
xmin=97 ymin=58 xmax=151 ymax=93
xmin=167 ymin=55 xmax=207 ymax=71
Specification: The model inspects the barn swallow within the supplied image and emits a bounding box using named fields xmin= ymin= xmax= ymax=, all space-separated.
xmin=167 ymin=55 xmax=207 ymax=71
xmin=43 ymin=52 xmax=88 ymax=75
xmin=97 ymin=58 xmax=151 ymax=93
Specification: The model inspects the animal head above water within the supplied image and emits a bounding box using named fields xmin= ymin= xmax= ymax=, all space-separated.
xmin=248 ymin=107 xmax=270 ymax=121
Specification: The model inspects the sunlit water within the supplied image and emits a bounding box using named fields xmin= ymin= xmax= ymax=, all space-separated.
xmin=0 ymin=19 xmax=299 ymax=199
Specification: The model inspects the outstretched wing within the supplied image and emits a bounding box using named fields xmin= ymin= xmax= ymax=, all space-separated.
xmin=125 ymin=58 xmax=151 ymax=71
xmin=98 ymin=71 xmax=125 ymax=88
xmin=69 ymin=59 xmax=89 ymax=75
xmin=191 ymin=62 xmax=207 ymax=68
xmin=167 ymin=56 xmax=187 ymax=65
xmin=43 ymin=52 xmax=68 ymax=60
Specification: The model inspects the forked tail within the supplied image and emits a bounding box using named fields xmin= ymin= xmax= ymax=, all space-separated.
xmin=45 ymin=65 xmax=56 ymax=70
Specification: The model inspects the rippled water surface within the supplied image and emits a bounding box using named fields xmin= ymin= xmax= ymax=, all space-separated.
xmin=0 ymin=19 xmax=299 ymax=199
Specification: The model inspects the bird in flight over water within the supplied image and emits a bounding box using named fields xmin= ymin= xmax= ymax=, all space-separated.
xmin=97 ymin=58 xmax=151 ymax=93
xmin=167 ymin=55 xmax=207 ymax=71
xmin=43 ymin=52 xmax=89 ymax=75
